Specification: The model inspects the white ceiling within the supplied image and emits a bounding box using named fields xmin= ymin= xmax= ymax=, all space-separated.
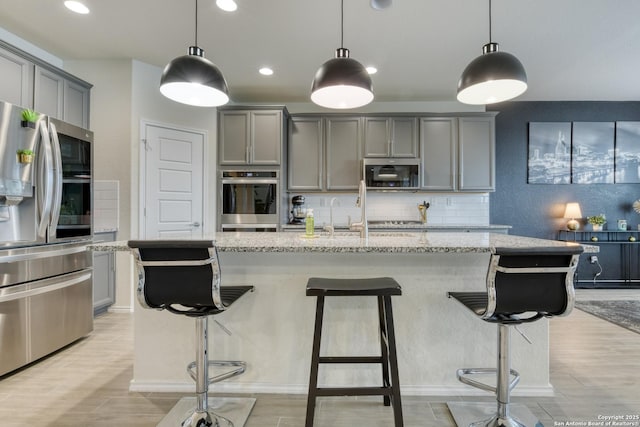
xmin=1 ymin=0 xmax=639 ymax=105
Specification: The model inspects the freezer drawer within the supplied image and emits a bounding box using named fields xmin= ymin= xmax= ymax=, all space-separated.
xmin=0 ymin=297 xmax=28 ymax=377
xmin=0 ymin=268 xmax=93 ymax=376
xmin=30 ymin=270 xmax=93 ymax=362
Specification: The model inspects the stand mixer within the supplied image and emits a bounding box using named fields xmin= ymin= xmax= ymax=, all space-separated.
xmin=290 ymin=195 xmax=307 ymax=224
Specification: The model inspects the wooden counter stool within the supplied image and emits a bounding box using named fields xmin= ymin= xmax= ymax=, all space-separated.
xmin=305 ymin=276 xmax=404 ymax=427
xmin=447 ymin=246 xmax=583 ymax=427
xmin=128 ymin=240 xmax=254 ymax=427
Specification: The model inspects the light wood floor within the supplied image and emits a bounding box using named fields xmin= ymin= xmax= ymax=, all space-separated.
xmin=0 ymin=290 xmax=638 ymax=426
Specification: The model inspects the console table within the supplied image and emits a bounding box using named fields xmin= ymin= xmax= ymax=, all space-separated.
xmin=558 ymin=229 xmax=640 ymax=288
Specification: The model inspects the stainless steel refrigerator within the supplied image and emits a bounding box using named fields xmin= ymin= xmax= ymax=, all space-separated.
xmin=0 ymin=100 xmax=93 ymax=377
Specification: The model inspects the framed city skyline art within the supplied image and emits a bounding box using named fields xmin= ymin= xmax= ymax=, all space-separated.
xmin=527 ymin=122 xmax=571 ymax=184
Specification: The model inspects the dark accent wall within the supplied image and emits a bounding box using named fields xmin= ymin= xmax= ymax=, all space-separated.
xmin=488 ymin=101 xmax=640 ymax=239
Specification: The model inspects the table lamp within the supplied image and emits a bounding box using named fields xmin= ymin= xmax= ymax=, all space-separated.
xmin=564 ymin=203 xmax=582 ymax=230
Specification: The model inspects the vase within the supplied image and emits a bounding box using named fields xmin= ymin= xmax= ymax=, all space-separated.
xmin=592 ymin=224 xmax=603 ymax=231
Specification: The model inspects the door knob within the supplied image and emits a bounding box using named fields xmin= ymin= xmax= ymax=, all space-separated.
xmin=191 ymin=222 xmax=201 ymax=228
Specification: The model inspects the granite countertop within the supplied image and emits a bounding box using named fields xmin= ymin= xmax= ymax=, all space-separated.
xmin=280 ymin=223 xmax=512 ymax=231
xmin=90 ymin=231 xmax=596 ymax=254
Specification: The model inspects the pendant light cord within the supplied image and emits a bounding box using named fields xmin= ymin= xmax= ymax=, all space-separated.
xmin=195 ymin=0 xmax=199 ymax=46
xmin=488 ymin=0 xmax=492 ymax=43
xmin=340 ymin=0 xmax=344 ymax=48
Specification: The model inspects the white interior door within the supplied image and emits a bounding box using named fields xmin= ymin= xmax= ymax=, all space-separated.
xmin=142 ymin=123 xmax=205 ymax=239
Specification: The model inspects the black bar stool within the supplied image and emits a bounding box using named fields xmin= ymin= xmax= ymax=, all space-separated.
xmin=128 ymin=240 xmax=254 ymax=427
xmin=305 ymin=276 xmax=404 ymax=427
xmin=447 ymin=246 xmax=583 ymax=427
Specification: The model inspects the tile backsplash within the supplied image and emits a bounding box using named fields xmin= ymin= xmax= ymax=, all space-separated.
xmin=94 ymin=180 xmax=119 ymax=232
xmin=286 ymin=192 xmax=490 ymax=227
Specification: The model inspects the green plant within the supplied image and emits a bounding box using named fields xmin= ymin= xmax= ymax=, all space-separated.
xmin=587 ymin=214 xmax=606 ymax=225
xmin=21 ymin=109 xmax=38 ymax=122
xmin=16 ymin=149 xmax=34 ymax=155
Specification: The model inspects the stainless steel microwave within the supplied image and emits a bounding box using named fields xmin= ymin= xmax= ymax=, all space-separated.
xmin=362 ymin=158 xmax=420 ymax=190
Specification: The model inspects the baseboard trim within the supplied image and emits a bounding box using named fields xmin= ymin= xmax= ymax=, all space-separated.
xmin=129 ymin=380 xmax=555 ymax=397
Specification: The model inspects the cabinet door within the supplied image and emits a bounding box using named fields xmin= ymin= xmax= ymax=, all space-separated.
xmin=390 ymin=117 xmax=418 ymax=157
xmin=363 ymin=117 xmax=390 ymax=157
xmin=420 ymin=118 xmax=457 ymax=191
xmin=458 ymin=116 xmax=495 ymax=192
xmin=63 ymin=79 xmax=90 ymax=128
xmin=0 ymin=47 xmax=33 ymax=108
xmin=34 ymin=66 xmax=64 ymax=120
xmin=92 ymin=232 xmax=116 ymax=314
xmin=251 ymin=110 xmax=282 ymax=165
xmin=326 ymin=117 xmax=362 ymax=191
xmin=288 ymin=117 xmax=323 ymax=191
xmin=219 ymin=111 xmax=250 ymax=165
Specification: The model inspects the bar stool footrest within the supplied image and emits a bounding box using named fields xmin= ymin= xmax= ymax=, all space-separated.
xmin=313 ymin=386 xmax=394 ymax=397
xmin=318 ymin=356 xmax=383 ymax=364
xmin=187 ymin=360 xmax=247 ymax=385
xmin=456 ymin=368 xmax=520 ymax=394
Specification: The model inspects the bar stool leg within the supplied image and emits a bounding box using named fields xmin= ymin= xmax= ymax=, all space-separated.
xmin=305 ymin=296 xmax=325 ymax=427
xmin=377 ymin=296 xmax=391 ymax=406
xmin=383 ymin=296 xmax=404 ymax=427
xmin=182 ymin=317 xmax=214 ymax=427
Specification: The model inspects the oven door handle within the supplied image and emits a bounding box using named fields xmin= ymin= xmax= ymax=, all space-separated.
xmin=221 ymin=178 xmax=278 ymax=185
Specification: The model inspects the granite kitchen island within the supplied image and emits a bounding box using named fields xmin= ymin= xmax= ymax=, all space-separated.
xmin=98 ymin=232 xmax=594 ymax=396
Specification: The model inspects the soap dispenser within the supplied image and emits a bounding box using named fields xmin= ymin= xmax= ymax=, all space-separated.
xmin=305 ymin=209 xmax=315 ymax=236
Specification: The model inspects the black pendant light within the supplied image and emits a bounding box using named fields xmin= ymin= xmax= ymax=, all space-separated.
xmin=160 ymin=0 xmax=229 ymax=107
xmin=311 ymin=0 xmax=374 ymax=109
xmin=457 ymin=0 xmax=527 ymax=105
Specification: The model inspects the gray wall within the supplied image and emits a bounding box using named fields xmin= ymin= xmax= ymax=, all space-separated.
xmin=489 ymin=101 xmax=640 ymax=239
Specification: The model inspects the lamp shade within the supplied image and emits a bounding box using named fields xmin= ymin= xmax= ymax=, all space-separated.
xmin=457 ymin=42 xmax=527 ymax=105
xmin=160 ymin=46 xmax=229 ymax=107
xmin=311 ymin=48 xmax=374 ymax=109
xmin=564 ymin=203 xmax=583 ymax=219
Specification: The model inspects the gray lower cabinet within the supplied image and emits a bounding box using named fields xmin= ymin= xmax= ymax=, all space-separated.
xmin=420 ymin=115 xmax=495 ymax=192
xmin=218 ymin=107 xmax=286 ymax=165
xmin=92 ymin=232 xmax=116 ymax=315
xmin=363 ymin=117 xmax=418 ymax=158
xmin=1 ymin=41 xmax=91 ymax=128
xmin=288 ymin=116 xmax=362 ymax=191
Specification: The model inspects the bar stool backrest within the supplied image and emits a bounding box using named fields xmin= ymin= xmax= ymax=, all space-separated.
xmin=128 ymin=240 xmax=224 ymax=313
xmin=484 ymin=246 xmax=583 ymax=322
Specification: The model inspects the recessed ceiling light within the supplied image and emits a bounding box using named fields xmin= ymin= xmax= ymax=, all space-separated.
xmin=366 ymin=66 xmax=378 ymax=75
xmin=64 ymin=1 xmax=90 ymax=14
xmin=216 ymin=0 xmax=237 ymax=12
xmin=259 ymin=67 xmax=274 ymax=76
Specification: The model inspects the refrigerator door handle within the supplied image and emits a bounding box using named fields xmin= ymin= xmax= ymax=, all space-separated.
xmin=48 ymin=121 xmax=63 ymax=236
xmin=36 ymin=120 xmax=54 ymax=238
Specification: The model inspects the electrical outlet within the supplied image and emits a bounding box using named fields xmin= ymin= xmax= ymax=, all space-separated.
xmin=590 ymin=256 xmax=598 ymax=264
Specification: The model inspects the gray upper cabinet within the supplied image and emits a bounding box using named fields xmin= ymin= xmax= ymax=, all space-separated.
xmin=458 ymin=116 xmax=495 ymax=192
xmin=287 ymin=115 xmax=362 ymax=191
xmin=420 ymin=118 xmax=458 ymax=191
xmin=218 ymin=108 xmax=285 ymax=165
xmin=0 ymin=46 xmax=33 ymax=108
xmin=326 ymin=117 xmax=362 ymax=190
xmin=363 ymin=117 xmax=418 ymax=158
xmin=420 ymin=115 xmax=495 ymax=192
xmin=63 ymin=79 xmax=91 ymax=129
xmin=288 ymin=116 xmax=323 ymax=191
xmin=34 ymin=66 xmax=64 ymax=120
xmin=1 ymin=41 xmax=91 ymax=128
xmin=34 ymin=67 xmax=91 ymax=129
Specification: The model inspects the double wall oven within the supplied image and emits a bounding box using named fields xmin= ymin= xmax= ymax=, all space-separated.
xmin=219 ymin=170 xmax=279 ymax=231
